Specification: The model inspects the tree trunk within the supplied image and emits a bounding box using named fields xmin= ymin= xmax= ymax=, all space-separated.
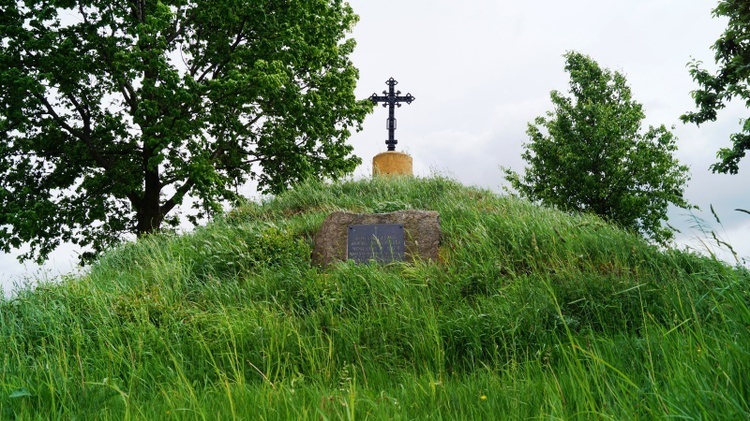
xmin=136 ymin=164 xmax=163 ymax=236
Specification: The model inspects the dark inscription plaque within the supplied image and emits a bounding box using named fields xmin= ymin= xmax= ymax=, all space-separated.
xmin=347 ymin=224 xmax=405 ymax=264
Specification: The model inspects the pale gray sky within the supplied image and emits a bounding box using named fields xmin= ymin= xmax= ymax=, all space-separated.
xmin=347 ymin=0 xmax=750 ymax=263
xmin=2 ymin=1 xmax=749 ymax=294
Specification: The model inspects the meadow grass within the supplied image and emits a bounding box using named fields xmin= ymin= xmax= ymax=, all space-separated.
xmin=1 ymin=176 xmax=748 ymax=419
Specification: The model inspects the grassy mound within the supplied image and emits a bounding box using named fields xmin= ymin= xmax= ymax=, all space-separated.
xmin=1 ymin=176 xmax=749 ymax=419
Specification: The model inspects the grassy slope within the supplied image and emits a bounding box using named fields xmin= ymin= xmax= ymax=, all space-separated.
xmin=1 ymin=176 xmax=749 ymax=419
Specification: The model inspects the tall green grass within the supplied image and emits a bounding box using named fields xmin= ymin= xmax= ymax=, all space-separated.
xmin=1 ymin=176 xmax=748 ymax=419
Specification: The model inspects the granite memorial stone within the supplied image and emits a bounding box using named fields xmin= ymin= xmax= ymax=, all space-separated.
xmin=312 ymin=210 xmax=440 ymax=267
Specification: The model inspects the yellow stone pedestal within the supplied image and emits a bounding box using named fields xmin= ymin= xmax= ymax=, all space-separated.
xmin=373 ymin=151 xmax=413 ymax=177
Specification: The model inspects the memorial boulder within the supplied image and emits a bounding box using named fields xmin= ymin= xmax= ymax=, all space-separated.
xmin=312 ymin=210 xmax=440 ymax=267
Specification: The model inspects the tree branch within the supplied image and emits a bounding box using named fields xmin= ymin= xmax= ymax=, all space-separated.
xmin=196 ymin=18 xmax=248 ymax=84
xmin=33 ymin=93 xmax=114 ymax=172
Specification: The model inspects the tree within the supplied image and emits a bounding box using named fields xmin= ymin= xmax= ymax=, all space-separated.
xmin=504 ymin=52 xmax=692 ymax=244
xmin=682 ymin=0 xmax=750 ymax=174
xmin=0 ymin=0 xmax=371 ymax=262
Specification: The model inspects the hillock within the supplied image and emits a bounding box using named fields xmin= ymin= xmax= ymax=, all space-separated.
xmin=1 ymin=177 xmax=748 ymax=419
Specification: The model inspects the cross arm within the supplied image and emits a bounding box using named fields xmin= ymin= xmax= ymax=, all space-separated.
xmin=369 ymin=94 xmax=389 ymax=103
xmin=369 ymin=93 xmax=416 ymax=106
xmin=395 ymin=94 xmax=415 ymax=104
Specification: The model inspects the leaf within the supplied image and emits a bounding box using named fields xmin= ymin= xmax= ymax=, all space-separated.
xmin=710 ymin=204 xmax=722 ymax=224
xmin=9 ymin=388 xmax=32 ymax=398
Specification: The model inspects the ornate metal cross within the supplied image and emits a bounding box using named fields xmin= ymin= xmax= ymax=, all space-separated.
xmin=369 ymin=78 xmax=415 ymax=151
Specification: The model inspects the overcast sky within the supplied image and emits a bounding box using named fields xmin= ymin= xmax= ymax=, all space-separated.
xmin=2 ymin=0 xmax=749 ymax=294
xmin=347 ymin=0 xmax=750 ymax=262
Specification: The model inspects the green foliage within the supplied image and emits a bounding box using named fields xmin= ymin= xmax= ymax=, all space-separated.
xmin=0 ymin=0 xmax=371 ymax=262
xmin=505 ymin=51 xmax=692 ymax=244
xmin=682 ymin=0 xmax=750 ymax=174
xmin=1 ymin=176 xmax=749 ymax=419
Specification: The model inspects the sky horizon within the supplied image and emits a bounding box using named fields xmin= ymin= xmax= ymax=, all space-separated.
xmin=2 ymin=0 xmax=749 ymax=295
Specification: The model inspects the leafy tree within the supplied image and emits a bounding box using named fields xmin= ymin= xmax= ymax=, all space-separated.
xmin=0 ymin=0 xmax=371 ymax=262
xmin=682 ymin=0 xmax=750 ymax=174
xmin=504 ymin=52 xmax=692 ymax=243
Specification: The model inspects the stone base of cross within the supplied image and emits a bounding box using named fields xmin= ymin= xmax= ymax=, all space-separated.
xmin=373 ymin=151 xmax=413 ymax=177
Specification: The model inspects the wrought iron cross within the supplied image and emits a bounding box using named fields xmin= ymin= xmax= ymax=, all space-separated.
xmin=369 ymin=78 xmax=415 ymax=151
